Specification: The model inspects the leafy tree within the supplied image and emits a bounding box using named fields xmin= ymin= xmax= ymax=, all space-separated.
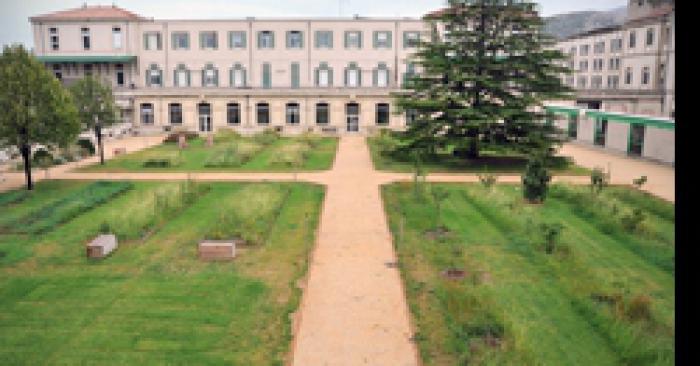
xmin=0 ymin=44 xmax=79 ymax=190
xmin=394 ymin=0 xmax=573 ymax=160
xmin=69 ymin=75 xmax=118 ymax=165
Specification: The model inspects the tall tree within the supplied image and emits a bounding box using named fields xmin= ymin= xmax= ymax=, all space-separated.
xmin=394 ymin=0 xmax=573 ymax=160
xmin=69 ymin=75 xmax=118 ymax=165
xmin=0 ymin=45 xmax=80 ymax=190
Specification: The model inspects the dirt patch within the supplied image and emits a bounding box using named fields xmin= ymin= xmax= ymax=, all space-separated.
xmin=424 ymin=226 xmax=453 ymax=241
xmin=441 ymin=268 xmax=467 ymax=280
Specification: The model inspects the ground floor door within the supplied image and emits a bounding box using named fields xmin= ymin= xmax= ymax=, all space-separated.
xmin=568 ymin=115 xmax=578 ymax=139
xmin=628 ymin=123 xmax=645 ymax=156
xmin=594 ymin=118 xmax=607 ymax=146
xmin=346 ymin=103 xmax=359 ymax=132
xmin=198 ymin=103 xmax=212 ymax=132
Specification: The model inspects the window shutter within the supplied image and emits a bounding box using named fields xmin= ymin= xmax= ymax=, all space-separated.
xmin=357 ymin=67 xmax=362 ymax=86
xmin=257 ymin=32 xmax=262 ymax=48
xmin=157 ymin=33 xmax=162 ymax=50
xmin=173 ymin=69 xmax=178 ymax=86
xmin=171 ymin=34 xmax=177 ymax=50
xmin=242 ymin=69 xmax=247 ymax=87
xmin=344 ymin=32 xmax=349 ymax=48
xmin=373 ymin=31 xmax=378 ymax=48
xmin=328 ymin=68 xmax=333 ymax=86
xmin=184 ymin=34 xmax=189 ymax=49
xmin=186 ymin=70 xmax=190 ymax=86
xmin=143 ymin=34 xmax=148 ymax=50
xmin=270 ymin=33 xmax=275 ymax=48
xmin=201 ymin=69 xmax=205 ymax=86
xmin=358 ymin=32 xmax=362 ymax=48
xmin=158 ymin=70 xmax=163 ymax=86
xmin=230 ymin=68 xmax=234 ymax=86
xmin=328 ymin=32 xmax=333 ymax=48
xmin=214 ymin=69 xmax=219 ymax=86
xmin=373 ymin=69 xmax=377 ymax=86
xmin=200 ymin=32 xmax=205 ymax=49
xmin=344 ymin=68 xmax=348 ymax=86
xmin=145 ymin=70 xmax=150 ymax=86
xmin=286 ymin=31 xmax=291 ymax=48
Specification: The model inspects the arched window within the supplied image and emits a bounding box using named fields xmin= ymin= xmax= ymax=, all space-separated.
xmin=286 ymin=102 xmax=300 ymax=124
xmin=230 ymin=63 xmax=247 ymax=87
xmin=145 ymin=64 xmax=162 ymax=87
xmin=345 ymin=62 xmax=361 ymax=87
xmin=373 ymin=62 xmax=390 ymax=87
xmin=315 ymin=62 xmax=333 ymax=87
xmin=201 ymin=63 xmax=219 ymax=87
xmin=257 ymin=103 xmax=270 ymax=125
xmin=173 ymin=64 xmax=190 ymax=87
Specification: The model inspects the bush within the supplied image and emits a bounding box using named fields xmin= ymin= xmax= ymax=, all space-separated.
xmin=254 ymin=128 xmax=281 ymax=146
xmin=540 ymin=222 xmax=564 ymax=254
xmin=521 ymin=155 xmax=551 ymax=203
xmin=478 ymin=170 xmax=497 ymax=189
xmin=632 ymin=175 xmax=648 ymax=189
xmin=32 ymin=149 xmax=53 ymax=166
xmin=620 ymin=208 xmax=646 ymax=233
xmin=213 ymin=129 xmax=242 ymax=143
xmin=164 ymin=131 xmax=199 ymax=143
xmin=625 ymin=294 xmax=652 ymax=322
xmin=99 ymin=221 xmax=112 ymax=234
xmin=77 ymin=139 xmax=95 ymax=155
xmin=590 ymin=167 xmax=608 ymax=194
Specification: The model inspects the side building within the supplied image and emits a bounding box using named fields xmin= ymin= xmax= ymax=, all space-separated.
xmin=548 ymin=0 xmax=675 ymax=165
xmin=29 ymin=5 xmax=428 ymax=134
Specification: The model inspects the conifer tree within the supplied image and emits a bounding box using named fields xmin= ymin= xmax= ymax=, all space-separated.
xmin=394 ymin=0 xmax=573 ymax=160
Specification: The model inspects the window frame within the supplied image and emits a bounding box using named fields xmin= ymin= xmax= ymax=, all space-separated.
xmin=169 ymin=103 xmax=183 ymax=125
xmin=112 ymin=26 xmax=122 ymax=49
xmin=286 ymin=102 xmax=301 ymax=125
xmin=258 ymin=31 xmax=275 ymax=49
xmin=403 ymin=31 xmax=421 ymax=48
xmin=143 ymin=31 xmax=162 ymax=51
xmin=229 ymin=31 xmax=246 ymax=49
xmin=315 ymin=30 xmax=333 ymax=49
xmin=172 ymin=32 xmax=190 ymax=50
xmin=227 ymin=102 xmax=241 ymax=125
xmin=257 ymin=103 xmax=270 ymax=125
xmin=174 ymin=64 xmax=190 ymax=87
xmin=373 ymin=31 xmax=392 ymax=49
xmin=199 ymin=31 xmax=218 ymax=50
xmin=81 ymin=27 xmax=90 ymax=50
xmin=49 ymin=27 xmax=59 ymax=51
xmin=344 ymin=30 xmax=362 ymax=49
xmin=141 ymin=103 xmax=154 ymax=124
xmin=316 ymin=102 xmax=330 ymax=125
xmin=376 ymin=103 xmax=390 ymax=125
xmin=286 ymin=30 xmax=304 ymax=49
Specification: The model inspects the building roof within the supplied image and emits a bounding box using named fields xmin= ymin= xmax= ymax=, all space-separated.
xmin=559 ymin=25 xmax=623 ymax=42
xmin=30 ymin=5 xmax=146 ymax=22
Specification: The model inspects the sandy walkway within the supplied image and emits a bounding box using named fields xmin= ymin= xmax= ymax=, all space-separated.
xmin=290 ymin=136 xmax=419 ymax=366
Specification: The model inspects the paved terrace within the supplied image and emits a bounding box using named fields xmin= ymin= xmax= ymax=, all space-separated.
xmin=0 ymin=135 xmax=674 ymax=366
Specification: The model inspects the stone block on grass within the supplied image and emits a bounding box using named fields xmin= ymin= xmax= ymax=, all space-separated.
xmin=198 ymin=240 xmax=240 ymax=261
xmin=86 ymin=234 xmax=118 ymax=259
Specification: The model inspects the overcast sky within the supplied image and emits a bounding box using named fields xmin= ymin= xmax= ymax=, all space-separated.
xmin=1 ymin=0 xmax=628 ymax=48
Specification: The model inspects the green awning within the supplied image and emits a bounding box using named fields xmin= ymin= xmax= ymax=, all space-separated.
xmin=585 ymin=110 xmax=675 ymax=130
xmin=36 ymin=55 xmax=136 ymax=63
xmin=545 ymin=105 xmax=581 ymax=117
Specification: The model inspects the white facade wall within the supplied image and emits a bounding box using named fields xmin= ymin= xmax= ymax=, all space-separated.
xmin=605 ymin=121 xmax=630 ymax=153
xmin=643 ymin=127 xmax=674 ymax=164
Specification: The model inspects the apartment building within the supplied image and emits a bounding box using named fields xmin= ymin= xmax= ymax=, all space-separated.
xmin=30 ymin=5 xmax=428 ymax=134
xmin=555 ymin=0 xmax=675 ymax=118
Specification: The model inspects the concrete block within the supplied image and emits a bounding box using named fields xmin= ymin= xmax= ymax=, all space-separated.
xmin=87 ymin=234 xmax=118 ymax=259
xmin=198 ymin=240 xmax=239 ymax=261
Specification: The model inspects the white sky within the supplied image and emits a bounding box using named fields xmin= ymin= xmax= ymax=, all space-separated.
xmin=0 ymin=0 xmax=628 ymax=48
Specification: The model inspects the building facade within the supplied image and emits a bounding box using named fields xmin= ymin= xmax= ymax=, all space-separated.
xmin=30 ymin=5 xmax=428 ymax=134
xmin=555 ymin=0 xmax=675 ymax=118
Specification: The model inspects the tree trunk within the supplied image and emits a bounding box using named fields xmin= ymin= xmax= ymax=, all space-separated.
xmin=95 ymin=125 xmax=104 ymax=165
xmin=20 ymin=144 xmax=33 ymax=191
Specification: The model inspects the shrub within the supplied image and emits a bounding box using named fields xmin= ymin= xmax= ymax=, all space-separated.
xmin=213 ymin=129 xmax=242 ymax=143
xmin=32 ymin=149 xmax=53 ymax=165
xmin=299 ymin=131 xmax=322 ymax=148
xmin=632 ymin=175 xmax=648 ymax=189
xmin=540 ymin=222 xmax=564 ymax=254
xmin=254 ymin=128 xmax=280 ymax=146
xmin=521 ymin=155 xmax=551 ymax=203
xmin=620 ymin=208 xmax=646 ymax=233
xmin=77 ymin=139 xmax=95 ymax=155
xmin=99 ymin=221 xmax=112 ymax=234
xmin=375 ymin=130 xmax=400 ymax=156
xmin=164 ymin=131 xmax=199 ymax=143
xmin=478 ymin=170 xmax=497 ymax=190
xmin=142 ymin=159 xmax=172 ymax=168
xmin=590 ymin=167 xmax=608 ymax=194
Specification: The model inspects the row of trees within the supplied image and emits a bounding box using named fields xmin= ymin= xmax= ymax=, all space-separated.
xmin=0 ymin=45 xmax=116 ymax=190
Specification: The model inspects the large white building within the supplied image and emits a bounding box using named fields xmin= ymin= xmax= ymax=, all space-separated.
xmin=555 ymin=0 xmax=675 ymax=118
xmin=30 ymin=5 xmax=428 ymax=134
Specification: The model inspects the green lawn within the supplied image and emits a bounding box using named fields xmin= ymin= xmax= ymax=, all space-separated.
xmin=0 ymin=180 xmax=325 ymax=365
xmin=382 ymin=183 xmax=674 ymax=365
xmin=78 ymin=134 xmax=338 ymax=172
xmin=368 ymin=136 xmax=589 ymax=174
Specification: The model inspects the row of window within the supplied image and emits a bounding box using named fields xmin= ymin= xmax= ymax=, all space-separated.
xmin=140 ymin=102 xmax=393 ymax=125
xmin=565 ymin=26 xmax=671 ymax=57
xmin=49 ymin=26 xmax=123 ymax=51
xmin=566 ymin=65 xmax=661 ymax=88
xmin=145 ymin=62 xmax=416 ymax=88
xmin=578 ymin=57 xmax=621 ymax=72
xmin=146 ymin=30 xmax=421 ymax=50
